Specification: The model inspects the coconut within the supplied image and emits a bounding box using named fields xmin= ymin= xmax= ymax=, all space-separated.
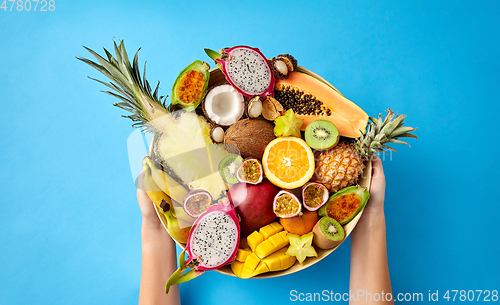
xmin=202 ymin=84 xmax=245 ymax=126
xmin=224 ymin=119 xmax=276 ymax=159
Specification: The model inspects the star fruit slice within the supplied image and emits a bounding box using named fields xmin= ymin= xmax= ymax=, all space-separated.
xmin=274 ymin=109 xmax=304 ymax=138
xmin=285 ymin=232 xmax=318 ymax=264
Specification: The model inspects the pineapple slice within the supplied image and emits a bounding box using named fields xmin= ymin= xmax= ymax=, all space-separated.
xmin=155 ymin=111 xmax=230 ymax=199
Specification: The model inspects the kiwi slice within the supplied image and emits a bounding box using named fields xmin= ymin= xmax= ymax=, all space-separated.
xmin=219 ymin=154 xmax=244 ymax=184
xmin=304 ymin=120 xmax=339 ymax=150
xmin=312 ymin=216 xmax=345 ymax=249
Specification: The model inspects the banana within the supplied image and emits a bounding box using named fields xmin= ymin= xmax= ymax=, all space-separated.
xmin=143 ymin=156 xmax=189 ymax=205
xmin=142 ymin=158 xmax=196 ymax=224
xmin=142 ymin=160 xmax=192 ymax=244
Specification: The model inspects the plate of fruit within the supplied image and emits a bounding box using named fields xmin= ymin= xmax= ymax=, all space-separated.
xmin=79 ymin=42 xmax=417 ymax=290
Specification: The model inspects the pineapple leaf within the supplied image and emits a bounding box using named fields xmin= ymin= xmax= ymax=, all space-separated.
xmin=356 ymin=108 xmax=417 ymax=159
xmin=78 ymin=40 xmax=171 ymax=133
xmin=391 ymin=126 xmax=418 ymax=137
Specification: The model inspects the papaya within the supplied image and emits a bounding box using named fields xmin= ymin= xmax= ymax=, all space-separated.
xmin=274 ymin=72 xmax=368 ymax=138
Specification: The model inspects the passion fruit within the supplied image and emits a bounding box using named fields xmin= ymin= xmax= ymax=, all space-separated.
xmin=301 ymin=182 xmax=329 ymax=211
xmin=273 ymin=190 xmax=302 ymax=218
xmin=182 ymin=189 xmax=213 ymax=217
xmin=236 ymin=158 xmax=263 ymax=185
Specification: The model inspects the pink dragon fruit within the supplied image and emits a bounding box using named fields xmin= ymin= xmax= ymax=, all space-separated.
xmin=206 ymin=46 xmax=275 ymax=98
xmin=165 ymin=198 xmax=240 ymax=293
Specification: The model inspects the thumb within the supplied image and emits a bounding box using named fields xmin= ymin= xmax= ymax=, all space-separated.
xmin=369 ymin=155 xmax=386 ymax=202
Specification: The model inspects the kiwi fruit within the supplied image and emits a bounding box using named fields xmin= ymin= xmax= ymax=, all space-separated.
xmin=304 ymin=120 xmax=339 ymax=150
xmin=219 ymin=154 xmax=244 ymax=184
xmin=312 ymin=216 xmax=345 ymax=249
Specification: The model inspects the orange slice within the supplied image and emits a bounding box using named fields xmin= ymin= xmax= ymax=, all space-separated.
xmin=262 ymin=137 xmax=315 ymax=189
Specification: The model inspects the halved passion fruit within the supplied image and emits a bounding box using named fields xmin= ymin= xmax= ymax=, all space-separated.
xmin=301 ymin=182 xmax=329 ymax=211
xmin=273 ymin=190 xmax=302 ymax=218
xmin=318 ymin=186 xmax=369 ymax=225
xmin=182 ymin=189 xmax=213 ymax=217
xmin=236 ymin=158 xmax=263 ymax=185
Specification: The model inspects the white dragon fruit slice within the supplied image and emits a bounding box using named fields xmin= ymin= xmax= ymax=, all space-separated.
xmin=188 ymin=210 xmax=239 ymax=269
xmin=215 ymin=46 xmax=275 ymax=98
xmin=165 ymin=198 xmax=240 ymax=294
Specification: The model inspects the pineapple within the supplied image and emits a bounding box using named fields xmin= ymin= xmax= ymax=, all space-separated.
xmin=78 ymin=41 xmax=229 ymax=199
xmin=313 ymin=109 xmax=417 ymax=192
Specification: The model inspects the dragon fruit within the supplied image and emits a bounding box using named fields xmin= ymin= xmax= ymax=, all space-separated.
xmin=206 ymin=46 xmax=275 ymax=98
xmin=165 ymin=198 xmax=240 ymax=293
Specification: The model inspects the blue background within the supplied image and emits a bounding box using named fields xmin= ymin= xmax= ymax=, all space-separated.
xmin=1 ymin=0 xmax=499 ymax=304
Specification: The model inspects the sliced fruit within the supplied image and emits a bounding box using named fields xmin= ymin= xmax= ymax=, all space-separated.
xmin=235 ymin=248 xmax=252 ymax=262
xmin=318 ymin=186 xmax=370 ymax=225
xmin=286 ymin=232 xmax=318 ymax=264
xmin=275 ymin=72 xmax=369 ymax=138
xmin=247 ymin=231 xmax=265 ymax=252
xmin=261 ymin=248 xmax=296 ymax=271
xmin=253 ymin=261 xmax=270 ymax=276
xmin=262 ymin=137 xmax=315 ymax=189
xmin=301 ymin=182 xmax=329 ymax=211
xmin=182 ymin=189 xmax=213 ymax=217
xmin=219 ymin=154 xmax=244 ymax=184
xmin=255 ymin=231 xmax=289 ymax=259
xmin=274 ymin=109 xmax=304 ymax=138
xmin=231 ymin=261 xmax=245 ymax=278
xmin=304 ymin=120 xmax=339 ymax=150
xmin=273 ymin=190 xmax=302 ymax=218
xmin=236 ymin=158 xmax=263 ymax=185
xmin=202 ymin=84 xmax=245 ymax=126
xmin=279 ymin=210 xmax=319 ymax=235
xmin=312 ymin=217 xmax=345 ymax=249
xmin=259 ymin=222 xmax=283 ymax=239
xmin=171 ymin=60 xmax=210 ymax=111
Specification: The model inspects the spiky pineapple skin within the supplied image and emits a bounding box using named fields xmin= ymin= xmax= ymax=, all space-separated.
xmin=313 ymin=143 xmax=365 ymax=193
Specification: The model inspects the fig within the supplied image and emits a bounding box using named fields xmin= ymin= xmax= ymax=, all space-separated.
xmin=227 ymin=180 xmax=279 ymax=237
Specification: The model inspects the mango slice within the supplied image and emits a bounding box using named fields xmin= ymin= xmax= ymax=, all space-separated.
xmin=262 ymin=248 xmax=297 ymax=271
xmin=252 ymin=261 xmax=270 ymax=276
xmin=247 ymin=231 xmax=265 ymax=251
xmin=255 ymin=231 xmax=289 ymax=259
xmin=259 ymin=222 xmax=283 ymax=239
xmin=232 ymin=222 xmax=294 ymax=278
xmin=235 ymin=248 xmax=252 ymax=263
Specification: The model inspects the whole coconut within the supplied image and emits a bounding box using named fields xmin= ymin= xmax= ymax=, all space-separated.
xmin=227 ymin=180 xmax=279 ymax=237
xmin=224 ymin=118 xmax=276 ymax=159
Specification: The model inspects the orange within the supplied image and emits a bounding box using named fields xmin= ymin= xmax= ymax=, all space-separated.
xmin=262 ymin=137 xmax=315 ymax=189
xmin=279 ymin=211 xmax=319 ymax=235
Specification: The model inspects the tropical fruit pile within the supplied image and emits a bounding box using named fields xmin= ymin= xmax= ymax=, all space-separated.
xmin=79 ymin=42 xmax=417 ymax=293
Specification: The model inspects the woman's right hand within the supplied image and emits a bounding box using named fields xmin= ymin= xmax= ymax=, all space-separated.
xmin=364 ymin=155 xmax=386 ymax=216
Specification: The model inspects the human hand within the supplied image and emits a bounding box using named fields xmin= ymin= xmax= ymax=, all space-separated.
xmin=364 ymin=155 xmax=386 ymax=216
xmin=136 ymin=171 xmax=163 ymax=230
